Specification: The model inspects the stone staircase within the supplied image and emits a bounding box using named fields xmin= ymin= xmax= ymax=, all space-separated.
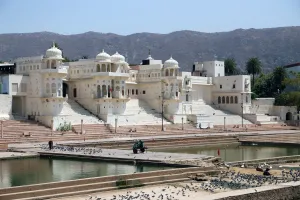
xmin=239 ymin=132 xmax=300 ymax=145
xmin=117 ymin=99 xmax=171 ymax=126
xmin=0 ymin=167 xmax=218 ymax=200
xmin=60 ymin=99 xmax=103 ymax=125
xmin=191 ymin=102 xmax=252 ymax=125
xmin=0 ymin=119 xmax=112 ymax=145
xmin=72 ymin=124 xmax=113 ymax=138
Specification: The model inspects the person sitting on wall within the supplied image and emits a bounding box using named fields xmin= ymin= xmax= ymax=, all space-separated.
xmin=48 ymin=140 xmax=53 ymax=150
xmin=263 ymin=168 xmax=271 ymax=176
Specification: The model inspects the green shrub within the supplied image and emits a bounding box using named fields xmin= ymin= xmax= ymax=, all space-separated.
xmin=56 ymin=121 xmax=72 ymax=132
xmin=275 ymin=91 xmax=300 ymax=111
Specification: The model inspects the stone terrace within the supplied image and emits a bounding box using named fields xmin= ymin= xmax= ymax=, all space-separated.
xmin=0 ymin=120 xmax=114 ymax=145
xmin=239 ymin=132 xmax=300 ymax=145
xmin=0 ymin=119 xmax=299 ymax=146
xmin=112 ymin=123 xmax=299 ymax=137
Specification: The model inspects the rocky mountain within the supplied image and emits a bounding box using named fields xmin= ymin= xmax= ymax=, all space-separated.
xmin=0 ymin=26 xmax=299 ymax=72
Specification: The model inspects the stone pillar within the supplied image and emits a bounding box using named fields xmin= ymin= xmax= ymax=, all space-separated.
xmin=81 ymin=119 xmax=83 ymax=135
xmin=51 ymin=120 xmax=54 ymax=136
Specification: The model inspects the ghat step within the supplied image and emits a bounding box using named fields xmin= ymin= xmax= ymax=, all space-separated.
xmin=0 ymin=168 xmax=218 ymax=200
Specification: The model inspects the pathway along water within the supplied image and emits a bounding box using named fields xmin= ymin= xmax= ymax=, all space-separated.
xmin=0 ymin=157 xmax=174 ymax=188
xmin=152 ymin=144 xmax=300 ymax=162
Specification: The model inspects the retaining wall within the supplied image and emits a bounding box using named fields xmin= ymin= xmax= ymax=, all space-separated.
xmin=214 ymin=182 xmax=300 ymax=200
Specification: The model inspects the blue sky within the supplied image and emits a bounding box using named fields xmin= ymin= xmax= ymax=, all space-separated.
xmin=0 ymin=0 xmax=299 ymax=35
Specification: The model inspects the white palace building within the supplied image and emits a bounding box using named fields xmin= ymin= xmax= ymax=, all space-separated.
xmin=0 ymin=44 xmax=297 ymax=130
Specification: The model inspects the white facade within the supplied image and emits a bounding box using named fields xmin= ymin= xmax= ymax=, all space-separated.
xmin=0 ymin=45 xmax=295 ymax=129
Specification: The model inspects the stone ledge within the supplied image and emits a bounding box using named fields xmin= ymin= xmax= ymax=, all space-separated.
xmin=207 ymin=181 xmax=300 ymax=200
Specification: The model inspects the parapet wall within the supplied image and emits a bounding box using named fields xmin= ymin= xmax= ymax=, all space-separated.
xmin=215 ymin=182 xmax=300 ymax=200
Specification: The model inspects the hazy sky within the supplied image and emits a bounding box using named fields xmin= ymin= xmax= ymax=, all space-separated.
xmin=0 ymin=0 xmax=299 ymax=35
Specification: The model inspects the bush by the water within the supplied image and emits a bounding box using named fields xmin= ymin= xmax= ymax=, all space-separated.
xmin=56 ymin=121 xmax=72 ymax=132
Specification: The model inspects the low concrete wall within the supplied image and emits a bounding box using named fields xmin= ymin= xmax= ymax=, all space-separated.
xmin=214 ymin=182 xmax=300 ymax=200
xmin=0 ymin=144 xmax=8 ymax=151
xmin=228 ymin=155 xmax=300 ymax=166
xmin=0 ymin=167 xmax=218 ymax=200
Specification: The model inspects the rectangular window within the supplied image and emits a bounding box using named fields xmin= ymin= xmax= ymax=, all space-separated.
xmin=12 ymin=83 xmax=18 ymax=92
xmin=220 ymin=85 xmax=222 ymax=89
xmin=233 ymin=84 xmax=236 ymax=89
xmin=143 ymin=90 xmax=146 ymax=94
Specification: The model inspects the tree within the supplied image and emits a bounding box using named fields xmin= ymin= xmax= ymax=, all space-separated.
xmin=0 ymin=60 xmax=4 ymax=63
xmin=275 ymin=91 xmax=300 ymax=111
xmin=81 ymin=55 xmax=89 ymax=59
xmin=63 ymin=57 xmax=70 ymax=62
xmin=224 ymin=58 xmax=237 ymax=75
xmin=272 ymin=66 xmax=287 ymax=94
xmin=252 ymin=66 xmax=287 ymax=98
xmin=253 ymin=73 xmax=273 ymax=97
xmin=246 ymin=57 xmax=262 ymax=86
xmin=284 ymin=71 xmax=300 ymax=91
xmin=53 ymin=42 xmax=60 ymax=50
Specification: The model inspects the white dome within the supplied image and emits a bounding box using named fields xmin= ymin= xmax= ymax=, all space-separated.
xmin=146 ymin=55 xmax=154 ymax=60
xmin=164 ymin=56 xmax=179 ymax=68
xmin=96 ymin=49 xmax=111 ymax=61
xmin=111 ymin=52 xmax=125 ymax=63
xmin=119 ymin=60 xmax=130 ymax=69
xmin=45 ymin=44 xmax=63 ymax=59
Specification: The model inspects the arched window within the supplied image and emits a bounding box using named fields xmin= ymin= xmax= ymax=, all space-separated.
xmin=101 ymin=64 xmax=106 ymax=72
xmin=97 ymin=64 xmax=100 ymax=72
xmin=102 ymin=85 xmax=107 ymax=97
xmin=230 ymin=96 xmax=233 ymax=104
xmin=132 ymin=89 xmax=134 ymax=95
xmin=222 ymin=96 xmax=225 ymax=104
xmin=51 ymin=60 xmax=56 ymax=69
xmin=235 ymin=96 xmax=238 ymax=104
xmin=122 ymin=86 xmax=125 ymax=97
xmin=51 ymin=83 xmax=56 ymax=93
xmin=165 ymin=70 xmax=169 ymax=76
xmin=97 ymin=85 xmax=101 ymax=98
xmin=136 ymin=89 xmax=138 ymax=95
xmin=47 ymin=60 xmax=50 ymax=69
xmin=226 ymin=96 xmax=229 ymax=104
xmin=57 ymin=83 xmax=62 ymax=96
xmin=108 ymin=85 xmax=111 ymax=97
xmin=46 ymin=83 xmax=50 ymax=93
xmin=218 ymin=96 xmax=221 ymax=104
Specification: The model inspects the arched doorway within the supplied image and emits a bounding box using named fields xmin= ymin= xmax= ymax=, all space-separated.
xmin=102 ymin=85 xmax=107 ymax=97
xmin=73 ymin=88 xmax=77 ymax=98
xmin=97 ymin=85 xmax=101 ymax=98
xmin=63 ymin=83 xmax=69 ymax=97
xmin=286 ymin=112 xmax=292 ymax=120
